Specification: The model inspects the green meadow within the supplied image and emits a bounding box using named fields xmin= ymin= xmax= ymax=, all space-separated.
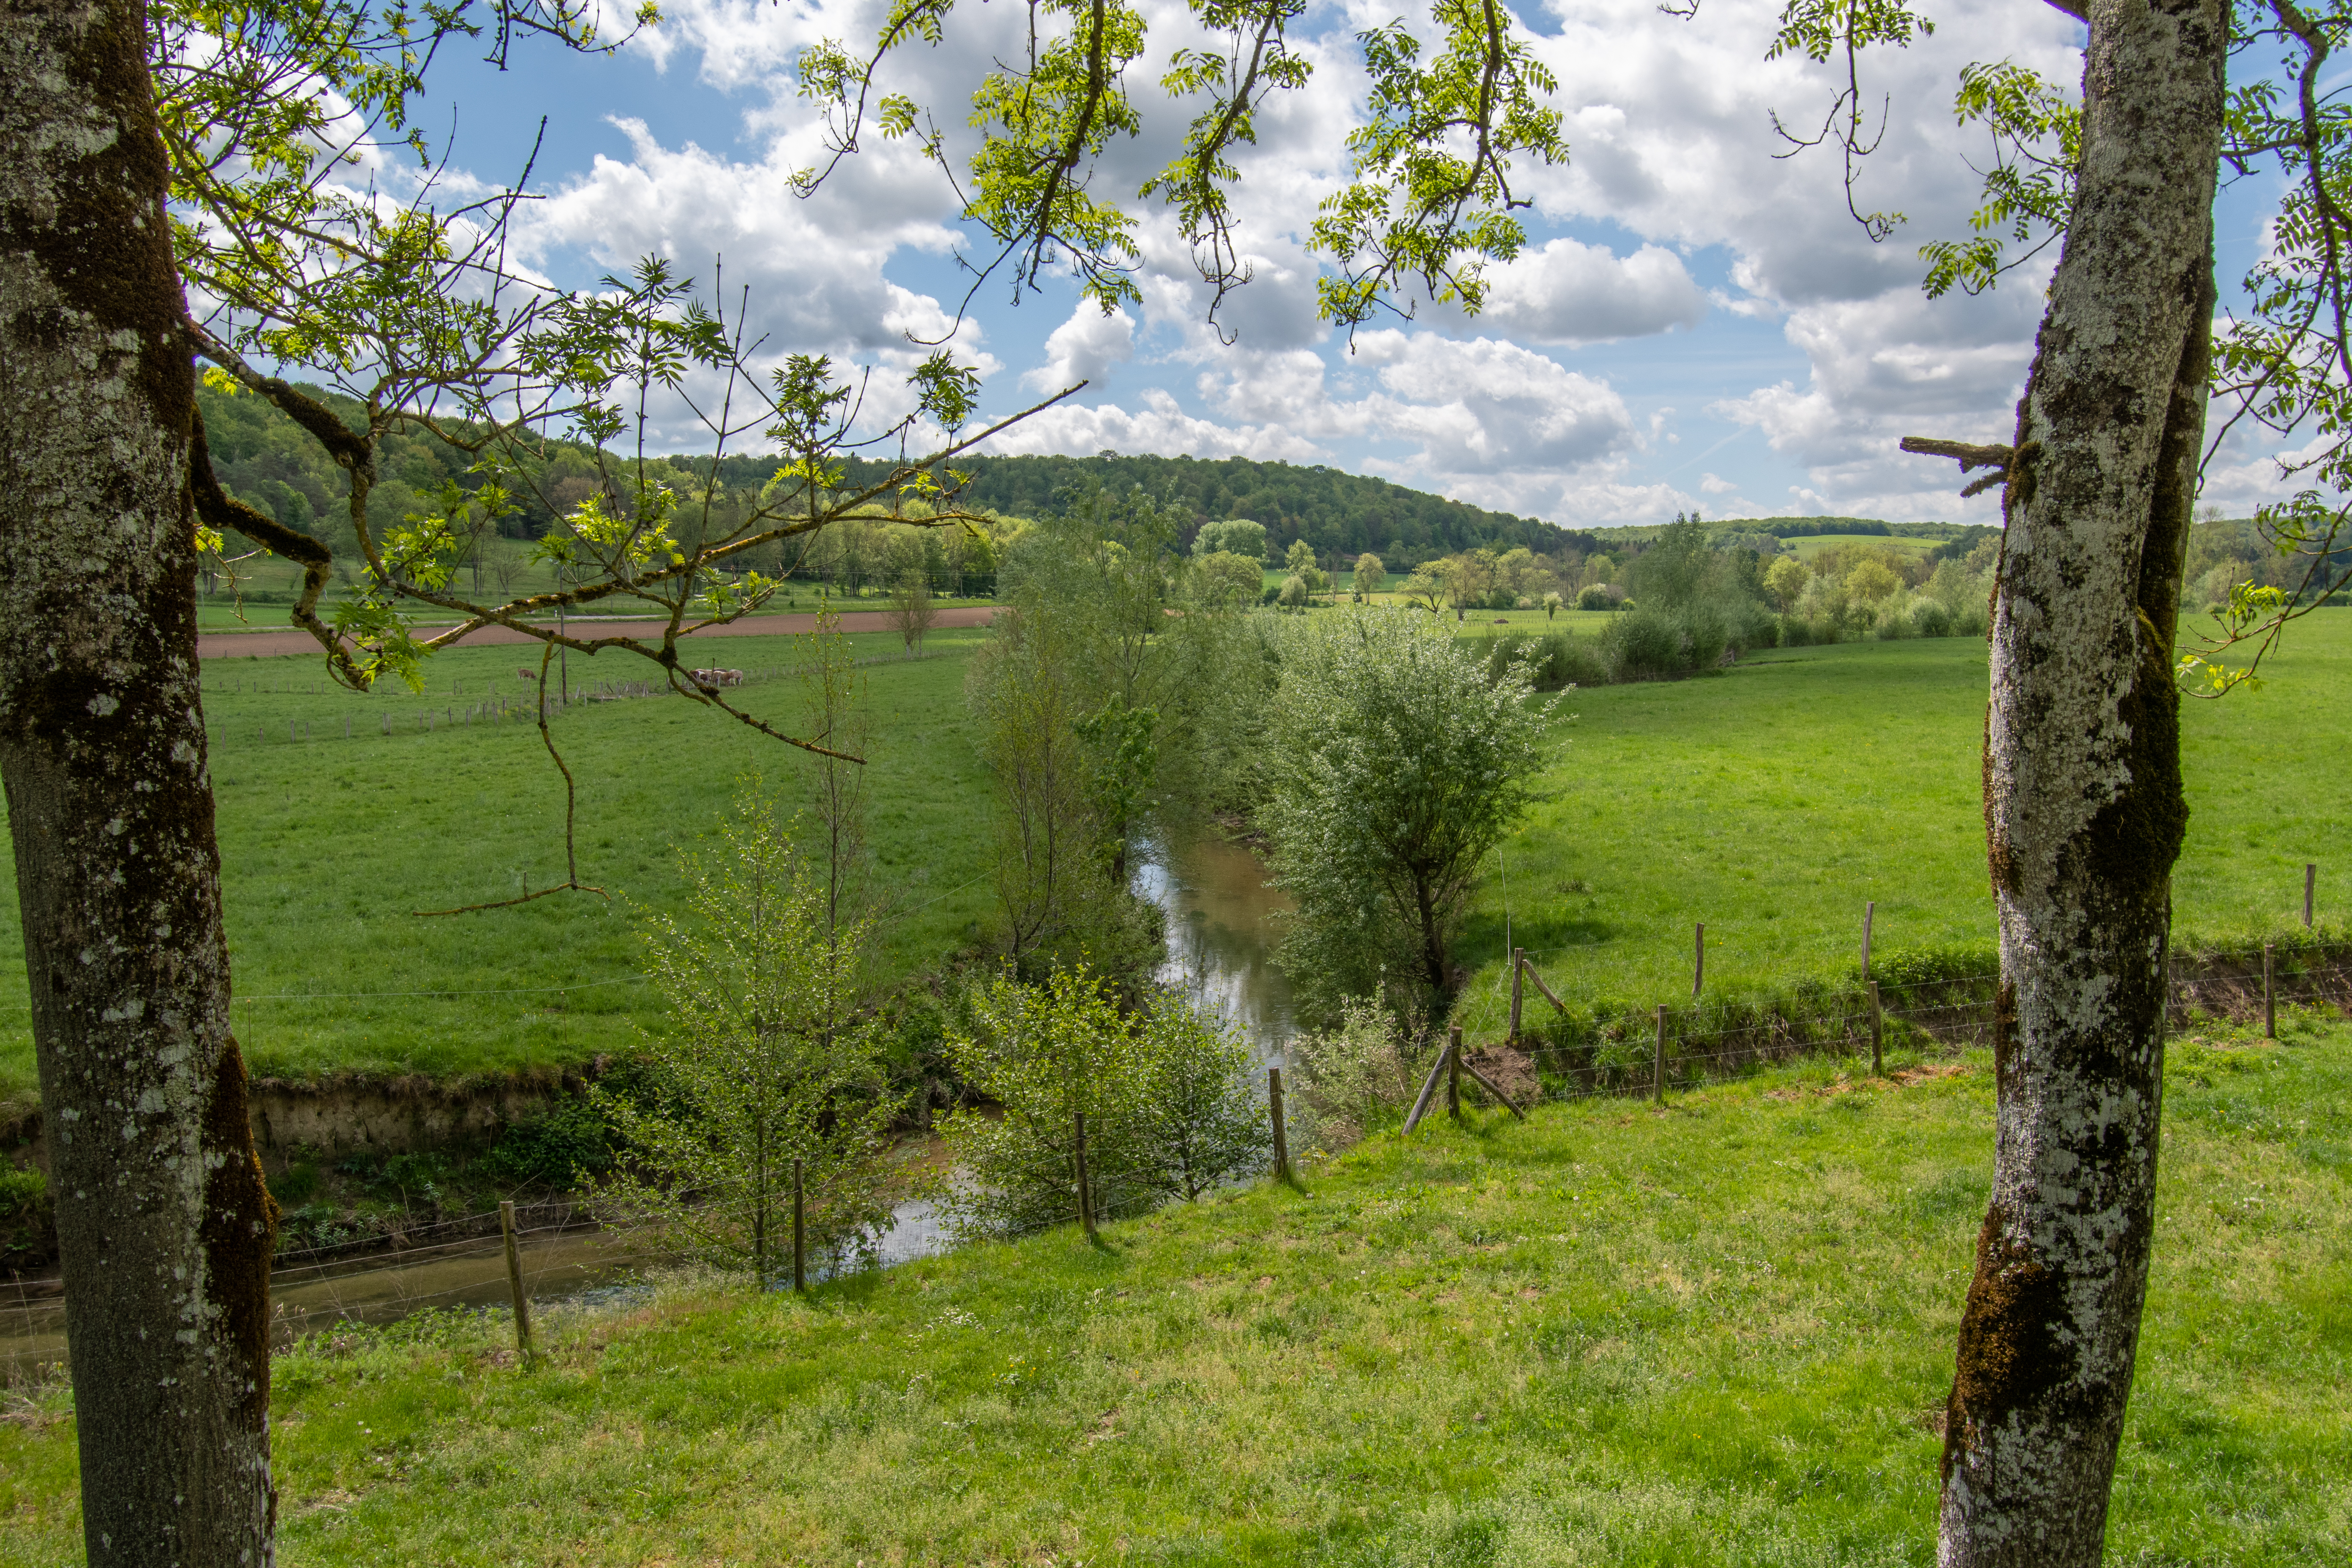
xmin=5 ymin=1013 xmax=2344 ymax=1563
xmin=1782 ymin=533 xmax=1942 ymax=562
xmin=2 ymin=612 xmax=2345 ymax=1112
xmin=0 ymin=628 xmax=1002 ymax=1114
xmin=1448 ymin=614 xmax=2352 ymax=1034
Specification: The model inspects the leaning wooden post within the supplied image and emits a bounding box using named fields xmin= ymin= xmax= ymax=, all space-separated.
xmin=1509 ymin=949 xmax=1525 ymax=1042
xmin=1447 ymin=1024 xmax=1464 ymax=1120
xmin=1268 ymin=1067 xmax=1290 ymax=1181
xmin=2264 ymin=942 xmax=2276 ymax=1040
xmin=1868 ymin=980 xmax=1884 ymax=1076
xmin=792 ymin=1157 xmax=806 ymax=1293
xmin=1861 ymin=900 xmax=1875 ymax=978
xmin=1652 ymin=1005 xmax=1668 ymax=1105
xmin=499 ymin=1200 xmax=534 ymax=1364
xmin=1073 ymin=1111 xmax=1098 ymax=1240
xmin=1403 ymin=1039 xmax=1452 ymax=1134
xmin=1694 ymin=923 xmax=1705 ymax=999
xmin=2306 ymin=863 xmax=2317 ymax=928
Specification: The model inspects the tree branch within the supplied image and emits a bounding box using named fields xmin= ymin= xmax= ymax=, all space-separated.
xmin=1900 ymin=435 xmax=2016 ymax=498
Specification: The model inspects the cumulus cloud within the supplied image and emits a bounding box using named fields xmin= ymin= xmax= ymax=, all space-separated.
xmin=1025 ymin=305 xmax=1138 ymax=394
xmin=1475 ymin=238 xmax=1707 ymax=343
xmin=1352 ymin=332 xmax=1636 ymax=475
xmin=979 ymin=387 xmax=1323 ymax=462
xmin=1710 ymin=283 xmax=2047 ymax=517
xmin=471 ymin=0 xmax=2298 ymax=524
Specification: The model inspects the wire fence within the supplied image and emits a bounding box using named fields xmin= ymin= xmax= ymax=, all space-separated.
xmin=1492 ymin=942 xmax=2352 ymax=1110
xmin=0 ymin=1204 xmax=635 ymax=1378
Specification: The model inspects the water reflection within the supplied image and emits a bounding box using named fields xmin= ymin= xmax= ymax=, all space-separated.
xmin=1135 ymin=831 xmax=1294 ymax=1062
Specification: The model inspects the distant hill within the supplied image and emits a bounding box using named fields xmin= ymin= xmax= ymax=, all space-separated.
xmin=195 ymin=385 xmax=1593 ymax=567
xmin=827 ymin=451 xmax=1598 ymax=566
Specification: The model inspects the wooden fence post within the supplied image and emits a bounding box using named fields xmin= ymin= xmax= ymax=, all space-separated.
xmin=1447 ymin=1024 xmax=1463 ymax=1120
xmin=1268 ymin=1067 xmax=1290 ymax=1181
xmin=2264 ymin=942 xmax=2276 ymax=1040
xmin=1653 ymin=1005 xmax=1667 ymax=1106
xmin=2307 ymin=863 xmax=2317 ymax=929
xmin=1074 ymin=1111 xmax=1098 ymax=1240
xmin=1862 ymin=900 xmax=1875 ymax=978
xmin=793 ymin=1157 xmax=806 ymax=1293
xmin=1510 ymin=949 xmax=1525 ymax=1042
xmin=1403 ymin=1039 xmax=1451 ymax=1134
xmin=499 ymin=1200 xmax=534 ymax=1364
xmin=1694 ymin=923 xmax=1705 ymax=999
xmin=1868 ymin=980 xmax=1884 ymax=1076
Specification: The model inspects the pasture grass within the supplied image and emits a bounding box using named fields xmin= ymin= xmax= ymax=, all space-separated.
xmin=4 ymin=1012 xmax=2345 ymax=1564
xmin=0 ymin=629 xmax=1001 ymax=1114
xmin=1782 ymin=534 xmax=1942 ymax=561
xmin=1449 ymin=612 xmax=2352 ymax=1037
xmin=3 ymin=612 xmax=2345 ymax=1111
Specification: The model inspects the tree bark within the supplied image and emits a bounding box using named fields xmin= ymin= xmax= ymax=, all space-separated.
xmin=1941 ymin=0 xmax=2224 ymax=1562
xmin=0 ymin=2 xmax=278 ymax=1563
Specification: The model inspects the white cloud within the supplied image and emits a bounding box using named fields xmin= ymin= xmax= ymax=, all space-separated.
xmin=979 ymin=388 xmax=1324 ymax=462
xmin=1475 ymin=239 xmax=1706 ymax=343
xmin=1353 ymin=332 xmax=1636 ymax=475
xmin=476 ymin=0 xmax=2324 ymax=526
xmin=1025 ymin=305 xmax=1137 ymax=394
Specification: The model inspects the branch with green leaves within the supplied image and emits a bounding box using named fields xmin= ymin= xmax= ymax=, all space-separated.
xmin=794 ymin=0 xmax=1562 ymax=338
xmin=1309 ymin=0 xmax=1567 ymax=333
xmin=1759 ymin=0 xmax=1935 ymax=242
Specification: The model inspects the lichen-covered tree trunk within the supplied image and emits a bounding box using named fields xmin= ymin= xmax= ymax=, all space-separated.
xmin=1941 ymin=0 xmax=2225 ymax=1562
xmin=0 ymin=1 xmax=278 ymax=1563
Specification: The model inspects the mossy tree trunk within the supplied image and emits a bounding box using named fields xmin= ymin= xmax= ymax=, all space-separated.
xmin=0 ymin=1 xmax=278 ymax=1562
xmin=1944 ymin=0 xmax=2224 ymax=1560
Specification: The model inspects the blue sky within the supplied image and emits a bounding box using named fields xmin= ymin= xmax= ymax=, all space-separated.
xmin=392 ymin=0 xmax=2289 ymax=528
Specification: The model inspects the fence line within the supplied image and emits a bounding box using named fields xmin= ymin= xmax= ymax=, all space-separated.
xmin=1487 ymin=947 xmax=2351 ymax=1111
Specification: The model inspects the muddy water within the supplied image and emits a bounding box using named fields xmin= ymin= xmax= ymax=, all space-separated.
xmin=1137 ymin=832 xmax=1295 ymax=1061
xmin=1 ymin=833 xmax=1287 ymax=1371
xmin=0 ymin=1225 xmax=659 ymax=1373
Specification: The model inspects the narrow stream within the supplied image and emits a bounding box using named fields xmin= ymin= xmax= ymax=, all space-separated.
xmin=1 ymin=832 xmax=1290 ymax=1372
xmin=1137 ymin=831 xmax=1295 ymax=1062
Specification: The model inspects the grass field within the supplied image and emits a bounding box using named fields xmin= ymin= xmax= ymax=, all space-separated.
xmin=193 ymin=560 xmax=983 ymax=631
xmin=2 ymin=610 xmax=2344 ymax=1112
xmin=1782 ymin=534 xmax=1942 ymax=561
xmin=1446 ymin=612 xmax=2352 ymax=1036
xmin=5 ymin=1013 xmax=2344 ymax=1563
xmin=0 ymin=628 xmax=1003 ymax=1114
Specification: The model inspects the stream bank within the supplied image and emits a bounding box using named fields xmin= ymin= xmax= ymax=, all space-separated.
xmin=2 ymin=830 xmax=1293 ymax=1362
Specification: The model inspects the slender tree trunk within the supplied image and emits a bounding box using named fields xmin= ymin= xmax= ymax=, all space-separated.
xmin=1940 ymin=0 xmax=2224 ymax=1561
xmin=0 ymin=2 xmax=278 ymax=1562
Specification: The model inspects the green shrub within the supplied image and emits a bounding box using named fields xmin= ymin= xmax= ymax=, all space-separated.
xmin=1574 ymin=584 xmax=1616 ymax=611
xmin=1870 ymin=942 xmax=2001 ymax=988
xmin=270 ymin=1160 xmax=321 ymax=1205
xmin=1603 ymin=606 xmax=1684 ymax=679
xmin=480 ymin=1096 xmax=616 ymax=1188
xmin=1910 ymin=599 xmax=1954 ymax=638
xmin=927 ymin=965 xmax=1267 ymax=1238
xmin=1680 ymin=603 xmax=1730 ymax=668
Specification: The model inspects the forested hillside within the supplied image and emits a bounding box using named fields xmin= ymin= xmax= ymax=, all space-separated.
xmin=196 ymin=382 xmax=1588 ymax=566
xmin=828 ymin=451 xmax=1595 ymax=565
